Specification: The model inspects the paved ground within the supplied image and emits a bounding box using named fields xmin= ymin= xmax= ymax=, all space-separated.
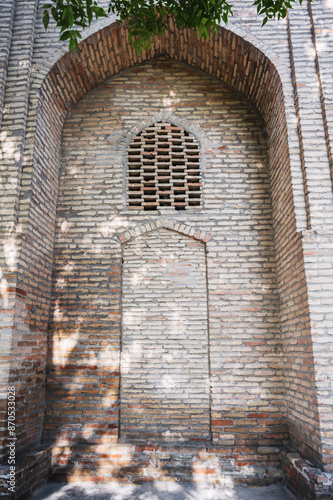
xmin=31 ymin=481 xmax=297 ymax=500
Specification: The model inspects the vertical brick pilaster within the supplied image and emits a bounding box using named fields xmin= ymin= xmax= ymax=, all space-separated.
xmin=309 ymin=2 xmax=333 ymax=192
xmin=0 ymin=0 xmax=38 ymax=461
xmin=288 ymin=5 xmax=333 ymax=231
xmin=287 ymin=4 xmax=333 ymax=472
xmin=301 ymin=231 xmax=333 ymax=472
xmin=0 ymin=0 xmax=15 ymax=130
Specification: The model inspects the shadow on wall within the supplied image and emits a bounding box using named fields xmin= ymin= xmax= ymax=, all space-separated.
xmin=41 ymin=226 xmax=285 ymax=487
xmin=31 ymin=479 xmax=297 ymax=500
xmin=42 ymin=244 xmax=204 ymax=483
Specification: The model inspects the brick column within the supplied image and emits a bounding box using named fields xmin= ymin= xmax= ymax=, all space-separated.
xmin=309 ymin=2 xmax=333 ymax=184
xmin=0 ymin=0 xmax=15 ymax=129
xmin=288 ymin=5 xmax=333 ymax=231
xmin=288 ymin=5 xmax=333 ymax=472
xmin=301 ymin=231 xmax=333 ymax=472
xmin=0 ymin=0 xmax=38 ymax=460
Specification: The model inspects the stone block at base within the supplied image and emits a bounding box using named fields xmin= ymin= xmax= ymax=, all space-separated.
xmin=282 ymin=446 xmax=333 ymax=499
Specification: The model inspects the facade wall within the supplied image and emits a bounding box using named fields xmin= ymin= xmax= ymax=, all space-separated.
xmin=45 ymin=59 xmax=285 ymax=455
xmin=0 ymin=0 xmax=333 ymax=497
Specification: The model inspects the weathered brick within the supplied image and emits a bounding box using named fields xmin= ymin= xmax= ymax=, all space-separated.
xmin=1 ymin=5 xmax=333 ymax=500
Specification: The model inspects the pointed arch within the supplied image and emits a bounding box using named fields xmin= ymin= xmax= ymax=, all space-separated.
xmin=11 ymin=16 xmax=324 ymax=473
xmin=113 ymin=110 xmax=209 ymax=157
xmin=117 ymin=219 xmax=212 ymax=245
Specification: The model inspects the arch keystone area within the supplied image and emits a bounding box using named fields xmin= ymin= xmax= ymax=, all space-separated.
xmin=118 ymin=220 xmax=212 ymax=244
xmin=113 ymin=110 xmax=210 ymax=152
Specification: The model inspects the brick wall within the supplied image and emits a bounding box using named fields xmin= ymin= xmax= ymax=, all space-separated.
xmin=44 ymin=56 xmax=285 ymax=463
xmin=121 ymin=229 xmax=210 ymax=443
xmin=0 ymin=5 xmax=333 ymax=498
xmin=0 ymin=446 xmax=51 ymax=500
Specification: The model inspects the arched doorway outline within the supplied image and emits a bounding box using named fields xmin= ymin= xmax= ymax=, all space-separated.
xmin=118 ymin=223 xmax=212 ymax=444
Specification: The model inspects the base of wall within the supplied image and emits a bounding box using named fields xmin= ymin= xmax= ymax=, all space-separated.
xmin=0 ymin=445 xmax=51 ymax=500
xmin=281 ymin=446 xmax=333 ymax=499
xmin=2 ymin=443 xmax=333 ymax=499
xmin=49 ymin=443 xmax=284 ymax=486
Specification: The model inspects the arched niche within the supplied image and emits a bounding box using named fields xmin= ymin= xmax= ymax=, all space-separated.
xmin=12 ymin=18 xmax=321 ymax=469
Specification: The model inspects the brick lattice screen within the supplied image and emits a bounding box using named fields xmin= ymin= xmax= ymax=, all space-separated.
xmin=127 ymin=122 xmax=201 ymax=210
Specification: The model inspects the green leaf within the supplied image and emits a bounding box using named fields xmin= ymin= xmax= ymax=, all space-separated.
xmin=91 ymin=5 xmax=107 ymax=16
xmin=51 ymin=6 xmax=58 ymax=20
xmin=87 ymin=5 xmax=92 ymax=24
xmin=69 ymin=35 xmax=79 ymax=52
xmin=60 ymin=30 xmax=71 ymax=41
xmin=69 ymin=38 xmax=75 ymax=51
xmin=43 ymin=0 xmax=308 ymax=54
xmin=68 ymin=6 xmax=74 ymax=25
xmin=71 ymin=29 xmax=82 ymax=38
xmin=43 ymin=10 xmax=50 ymax=30
xmin=62 ymin=6 xmax=68 ymax=21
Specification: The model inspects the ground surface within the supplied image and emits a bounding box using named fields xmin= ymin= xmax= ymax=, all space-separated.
xmin=31 ymin=481 xmax=297 ymax=499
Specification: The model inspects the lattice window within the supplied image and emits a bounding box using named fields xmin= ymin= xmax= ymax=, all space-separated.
xmin=127 ymin=122 xmax=202 ymax=210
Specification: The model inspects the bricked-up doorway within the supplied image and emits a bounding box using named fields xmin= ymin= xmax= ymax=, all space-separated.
xmin=120 ymin=228 xmax=210 ymax=443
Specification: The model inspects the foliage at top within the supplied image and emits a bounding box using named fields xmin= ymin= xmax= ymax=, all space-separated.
xmin=42 ymin=0 xmax=309 ymax=54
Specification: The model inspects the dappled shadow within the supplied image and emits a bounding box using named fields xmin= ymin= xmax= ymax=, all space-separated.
xmin=31 ymin=480 xmax=297 ymax=500
xmin=38 ymin=55 xmax=289 ymax=488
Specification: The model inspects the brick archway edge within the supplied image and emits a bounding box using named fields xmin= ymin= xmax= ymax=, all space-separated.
xmin=117 ymin=219 xmax=212 ymax=245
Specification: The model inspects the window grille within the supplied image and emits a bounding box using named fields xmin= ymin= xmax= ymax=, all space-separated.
xmin=127 ymin=122 xmax=201 ymax=210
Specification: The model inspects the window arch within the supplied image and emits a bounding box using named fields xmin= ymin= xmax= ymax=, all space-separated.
xmin=127 ymin=122 xmax=201 ymax=210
